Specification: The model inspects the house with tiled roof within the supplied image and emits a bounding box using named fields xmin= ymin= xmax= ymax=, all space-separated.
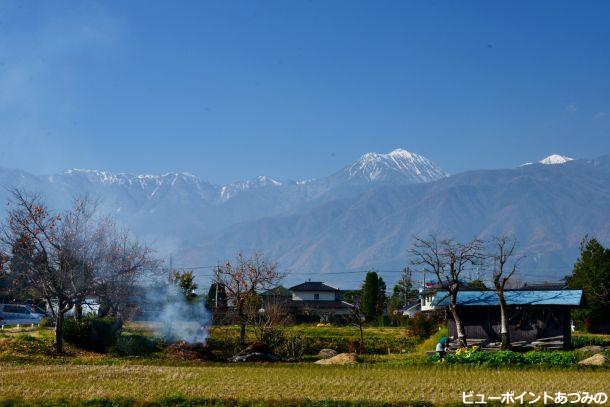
xmin=279 ymin=281 xmax=354 ymax=322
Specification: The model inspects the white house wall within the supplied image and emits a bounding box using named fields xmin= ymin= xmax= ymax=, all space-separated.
xmin=292 ymin=291 xmax=336 ymax=301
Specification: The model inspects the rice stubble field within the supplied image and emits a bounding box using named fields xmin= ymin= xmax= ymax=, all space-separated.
xmin=1 ymin=362 xmax=609 ymax=405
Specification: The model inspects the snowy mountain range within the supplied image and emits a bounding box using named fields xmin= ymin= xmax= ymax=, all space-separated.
xmin=0 ymin=148 xmax=446 ymax=257
xmin=0 ymin=150 xmax=607 ymax=286
xmin=55 ymin=148 xmax=447 ymax=203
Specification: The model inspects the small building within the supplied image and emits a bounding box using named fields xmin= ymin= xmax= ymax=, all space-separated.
xmin=428 ymin=289 xmax=583 ymax=349
xmin=290 ymin=282 xmax=342 ymax=302
xmin=286 ymin=282 xmax=354 ymax=322
xmin=260 ymin=286 xmax=292 ymax=303
xmin=398 ymin=302 xmax=422 ymax=318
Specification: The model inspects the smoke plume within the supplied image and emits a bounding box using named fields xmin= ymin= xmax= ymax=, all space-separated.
xmin=144 ymin=283 xmax=210 ymax=344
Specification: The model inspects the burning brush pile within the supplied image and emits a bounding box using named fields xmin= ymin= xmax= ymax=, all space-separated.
xmin=165 ymin=340 xmax=217 ymax=361
xmin=147 ymin=283 xmax=217 ymax=360
xmin=161 ymin=321 xmax=218 ymax=360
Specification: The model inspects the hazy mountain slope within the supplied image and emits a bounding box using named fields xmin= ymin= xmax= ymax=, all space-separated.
xmin=1 ymin=152 xmax=607 ymax=284
xmin=0 ymin=149 xmax=444 ymax=254
xmin=184 ymin=155 xmax=610 ymax=282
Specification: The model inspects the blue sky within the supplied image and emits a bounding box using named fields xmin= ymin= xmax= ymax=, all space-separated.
xmin=0 ymin=1 xmax=609 ymax=183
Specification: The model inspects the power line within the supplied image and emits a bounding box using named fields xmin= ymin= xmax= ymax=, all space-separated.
xmin=170 ymin=262 xmax=571 ymax=287
xmin=173 ymin=265 xmax=570 ymax=276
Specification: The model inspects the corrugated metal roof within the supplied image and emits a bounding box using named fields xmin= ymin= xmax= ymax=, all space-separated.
xmin=431 ymin=289 xmax=583 ymax=307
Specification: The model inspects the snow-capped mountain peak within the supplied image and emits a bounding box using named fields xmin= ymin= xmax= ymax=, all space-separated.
xmin=58 ymin=149 xmax=447 ymax=206
xmin=340 ymin=148 xmax=448 ymax=184
xmin=64 ymin=168 xmax=204 ymax=186
xmin=388 ymin=148 xmax=415 ymax=159
xmin=539 ymin=154 xmax=574 ymax=165
xmin=219 ymin=175 xmax=282 ymax=201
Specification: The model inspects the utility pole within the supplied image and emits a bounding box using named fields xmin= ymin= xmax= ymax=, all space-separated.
xmin=422 ymin=269 xmax=426 ymax=289
xmin=403 ymin=272 xmax=407 ymax=307
xmin=215 ymin=264 xmax=219 ymax=309
xmin=401 ymin=267 xmax=412 ymax=307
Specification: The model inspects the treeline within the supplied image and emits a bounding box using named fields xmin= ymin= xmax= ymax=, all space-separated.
xmin=566 ymin=237 xmax=610 ymax=333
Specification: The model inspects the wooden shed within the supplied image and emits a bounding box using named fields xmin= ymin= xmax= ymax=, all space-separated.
xmin=431 ymin=289 xmax=583 ymax=349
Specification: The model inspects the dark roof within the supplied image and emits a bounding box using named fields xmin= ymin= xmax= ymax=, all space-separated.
xmin=260 ymin=286 xmax=292 ymax=297
xmin=520 ymin=282 xmax=568 ymax=290
xmin=432 ymin=290 xmax=583 ymax=307
xmin=289 ymin=282 xmax=339 ymax=292
xmin=420 ymin=279 xmax=471 ymax=293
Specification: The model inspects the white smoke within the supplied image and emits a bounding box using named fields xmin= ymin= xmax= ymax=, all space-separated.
xmin=143 ymin=283 xmax=210 ymax=344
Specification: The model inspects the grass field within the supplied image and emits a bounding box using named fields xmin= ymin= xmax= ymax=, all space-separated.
xmin=205 ymin=323 xmax=420 ymax=356
xmin=0 ymin=326 xmax=609 ymax=406
xmin=1 ymin=363 xmax=609 ymax=406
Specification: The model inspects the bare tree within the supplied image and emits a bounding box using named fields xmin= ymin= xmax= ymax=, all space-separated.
xmin=0 ymin=190 xmax=97 ymax=353
xmin=409 ymin=235 xmax=485 ymax=347
xmin=348 ymin=305 xmax=365 ymax=354
xmin=1 ymin=189 xmax=159 ymax=353
xmin=60 ymin=196 xmax=104 ymax=320
xmin=244 ymin=294 xmax=289 ymax=348
xmin=488 ymin=235 xmax=523 ymax=350
xmin=214 ymin=252 xmax=284 ymax=346
xmin=95 ymin=223 xmax=160 ymax=318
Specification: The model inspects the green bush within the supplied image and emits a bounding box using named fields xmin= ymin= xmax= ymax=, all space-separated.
xmin=276 ymin=332 xmax=309 ymax=361
xmin=112 ymin=333 xmax=158 ymax=356
xmin=63 ymin=317 xmax=123 ymax=353
xmin=259 ymin=327 xmax=286 ymax=350
xmin=572 ymin=332 xmax=610 ymax=348
xmin=205 ymin=332 xmax=241 ymax=358
xmin=428 ymin=349 xmax=577 ymax=367
xmin=521 ymin=351 xmax=578 ymax=367
xmin=408 ymin=313 xmax=436 ymax=339
xmin=37 ymin=318 xmax=50 ymax=329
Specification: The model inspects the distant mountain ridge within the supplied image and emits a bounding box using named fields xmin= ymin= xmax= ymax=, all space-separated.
xmin=0 ymin=148 xmax=446 ymax=257
xmin=52 ymin=147 xmax=446 ymax=204
xmin=0 ymin=151 xmax=608 ymax=285
xmin=180 ymin=154 xmax=610 ymax=285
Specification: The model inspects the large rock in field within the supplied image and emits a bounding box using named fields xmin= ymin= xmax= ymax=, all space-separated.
xmin=578 ymin=354 xmax=609 ymax=366
xmin=318 ymin=349 xmax=338 ymax=359
xmin=315 ymin=352 xmax=359 ymax=365
xmin=577 ymin=345 xmax=604 ymax=353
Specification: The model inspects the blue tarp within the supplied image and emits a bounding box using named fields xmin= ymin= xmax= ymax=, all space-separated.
xmin=431 ymin=289 xmax=583 ymax=307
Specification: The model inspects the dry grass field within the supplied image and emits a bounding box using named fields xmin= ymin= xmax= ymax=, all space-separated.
xmin=0 ymin=363 xmax=609 ymax=405
xmin=1 ymin=327 xmax=609 ymax=405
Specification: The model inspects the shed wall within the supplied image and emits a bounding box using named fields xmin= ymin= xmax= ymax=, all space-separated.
xmin=447 ymin=306 xmax=571 ymax=346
